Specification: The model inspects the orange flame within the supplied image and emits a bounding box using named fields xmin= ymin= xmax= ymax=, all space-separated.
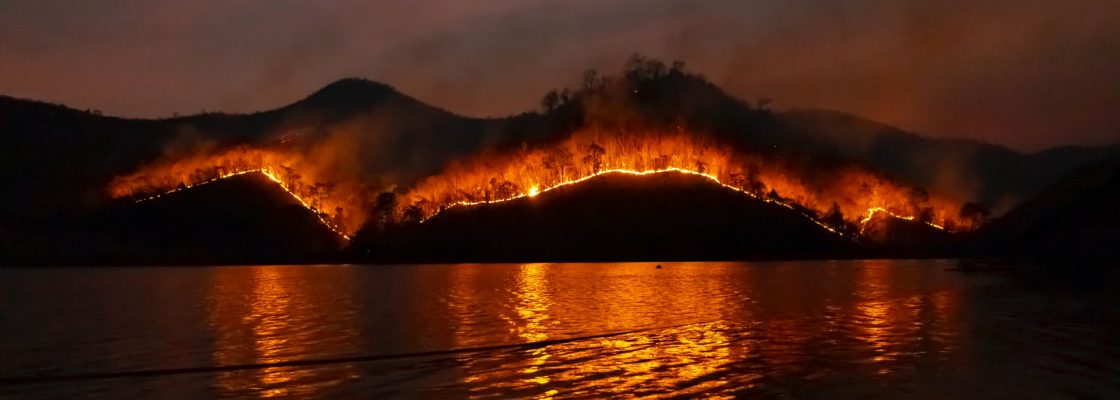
xmin=399 ymin=129 xmax=974 ymax=234
xmin=108 ymin=129 xmax=977 ymax=240
xmin=107 ymin=146 xmax=364 ymax=239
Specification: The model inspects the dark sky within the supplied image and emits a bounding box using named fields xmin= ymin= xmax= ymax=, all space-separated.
xmin=1 ymin=0 xmax=1117 ymax=151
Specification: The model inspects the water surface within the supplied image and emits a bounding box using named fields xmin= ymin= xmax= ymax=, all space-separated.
xmin=2 ymin=261 xmax=1118 ymax=398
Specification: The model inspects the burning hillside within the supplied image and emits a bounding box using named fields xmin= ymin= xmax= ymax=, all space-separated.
xmin=108 ymin=126 xmax=979 ymax=243
xmin=107 ymin=145 xmax=371 ymax=238
xmin=359 ymin=171 xmax=862 ymax=262
xmin=110 ymin=127 xmax=987 ymax=246
xmin=106 ymin=57 xmax=985 ymax=243
xmin=398 ymin=129 xmax=978 ymax=235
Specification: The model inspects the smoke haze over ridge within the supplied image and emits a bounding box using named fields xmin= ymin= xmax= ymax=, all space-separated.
xmin=2 ymin=0 xmax=1118 ymax=151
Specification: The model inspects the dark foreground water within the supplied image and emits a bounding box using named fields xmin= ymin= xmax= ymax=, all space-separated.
xmin=1 ymin=261 xmax=1118 ymax=398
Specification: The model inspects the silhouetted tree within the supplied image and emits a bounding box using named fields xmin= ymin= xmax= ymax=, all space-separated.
xmin=670 ymin=60 xmax=686 ymax=74
xmin=823 ymin=202 xmax=846 ymax=228
xmin=917 ymin=207 xmax=935 ymax=224
xmin=582 ymin=142 xmax=606 ymax=173
xmin=489 ymin=180 xmax=520 ymax=200
xmin=582 ymin=69 xmax=604 ymax=91
xmin=402 ymin=205 xmax=424 ymax=225
xmin=542 ymin=146 xmax=575 ymax=182
xmin=623 ymin=53 xmax=668 ymax=83
xmin=728 ymin=173 xmax=747 ymax=188
xmin=541 ymin=90 xmax=561 ymax=113
xmin=332 ymin=207 xmax=346 ymax=231
xmin=747 ymin=169 xmax=766 ymax=195
xmin=279 ymin=165 xmax=297 ymax=187
xmin=374 ymin=192 xmax=398 ymax=230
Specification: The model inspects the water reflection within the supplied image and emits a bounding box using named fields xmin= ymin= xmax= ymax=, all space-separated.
xmin=432 ymin=261 xmax=976 ymax=397
xmin=205 ymin=266 xmax=360 ymax=398
xmin=851 ymin=262 xmax=963 ymax=373
xmin=447 ymin=263 xmax=750 ymax=397
xmin=510 ymin=263 xmax=552 ymax=343
xmin=7 ymin=261 xmax=1113 ymax=398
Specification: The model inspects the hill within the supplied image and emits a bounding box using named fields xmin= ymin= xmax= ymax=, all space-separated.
xmin=0 ymin=78 xmax=508 ymax=221
xmin=3 ymin=173 xmax=345 ymax=266
xmin=352 ymin=171 xmax=862 ymax=263
xmin=978 ymin=156 xmax=1120 ymax=267
xmin=777 ymin=109 xmax=1120 ymax=213
xmin=0 ymin=79 xmax=540 ymax=263
xmin=3 ymin=58 xmax=1117 ymax=264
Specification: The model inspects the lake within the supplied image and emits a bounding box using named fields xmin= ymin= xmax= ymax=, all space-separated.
xmin=1 ymin=261 xmax=1118 ymax=398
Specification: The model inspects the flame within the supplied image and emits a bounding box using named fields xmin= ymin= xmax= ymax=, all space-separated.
xmin=108 ymin=128 xmax=978 ymax=241
xmin=400 ymin=129 xmax=976 ymax=235
xmin=108 ymin=146 xmax=361 ymax=239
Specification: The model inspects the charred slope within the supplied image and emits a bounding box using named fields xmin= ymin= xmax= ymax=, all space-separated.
xmin=978 ymin=156 xmax=1120 ymax=267
xmin=354 ymin=172 xmax=861 ymax=263
xmin=3 ymin=174 xmax=344 ymax=266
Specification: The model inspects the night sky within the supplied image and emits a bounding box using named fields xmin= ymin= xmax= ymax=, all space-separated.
xmin=1 ymin=0 xmax=1117 ymax=151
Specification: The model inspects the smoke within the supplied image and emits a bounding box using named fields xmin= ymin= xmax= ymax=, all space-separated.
xmin=161 ymin=126 xmax=220 ymax=159
xmin=2 ymin=0 xmax=1117 ymax=150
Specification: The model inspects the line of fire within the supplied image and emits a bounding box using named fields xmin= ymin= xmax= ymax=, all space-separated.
xmin=107 ymin=128 xmax=987 ymax=242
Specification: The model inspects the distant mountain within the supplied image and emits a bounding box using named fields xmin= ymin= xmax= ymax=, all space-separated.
xmin=775 ymin=109 xmax=1120 ymax=214
xmin=353 ymin=171 xmax=861 ymax=263
xmin=978 ymin=156 xmax=1120 ymax=267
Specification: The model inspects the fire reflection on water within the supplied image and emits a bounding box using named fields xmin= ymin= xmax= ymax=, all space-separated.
xmin=447 ymin=263 xmax=748 ymax=397
xmin=193 ymin=262 xmax=966 ymax=398
xmin=5 ymin=262 xmax=1111 ymax=398
xmin=854 ymin=262 xmax=962 ymax=372
xmin=205 ymin=266 xmax=360 ymax=398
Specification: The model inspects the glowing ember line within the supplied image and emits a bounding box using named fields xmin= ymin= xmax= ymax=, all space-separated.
xmin=858 ymin=207 xmax=946 ymax=235
xmin=134 ymin=169 xmax=350 ymax=240
xmin=421 ymin=167 xmax=853 ymax=238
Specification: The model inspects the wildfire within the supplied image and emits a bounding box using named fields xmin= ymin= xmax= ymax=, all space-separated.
xmin=108 ymin=128 xmax=978 ymax=241
xmin=421 ymin=167 xmax=849 ymax=236
xmin=108 ymin=146 xmax=364 ymax=239
xmin=130 ymin=168 xmax=351 ymax=240
xmin=399 ymin=129 xmax=978 ymax=235
xmin=860 ymin=207 xmax=945 ymax=230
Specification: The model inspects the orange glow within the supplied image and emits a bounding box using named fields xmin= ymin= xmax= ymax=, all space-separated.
xmin=108 ymin=129 xmax=977 ymax=239
xmin=206 ymin=266 xmax=361 ymax=397
xmin=400 ymin=129 xmax=975 ymax=234
xmin=107 ymin=146 xmax=363 ymax=239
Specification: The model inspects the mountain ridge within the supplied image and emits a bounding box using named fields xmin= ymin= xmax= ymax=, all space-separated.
xmin=3 ymin=68 xmax=1117 ymax=265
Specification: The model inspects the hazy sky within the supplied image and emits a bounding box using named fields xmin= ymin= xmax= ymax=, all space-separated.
xmin=1 ymin=0 xmax=1117 ymax=151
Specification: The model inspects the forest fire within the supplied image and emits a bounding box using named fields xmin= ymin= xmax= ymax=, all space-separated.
xmin=108 ymin=146 xmax=366 ymax=239
xmin=108 ymin=129 xmax=981 ymax=242
xmin=397 ymin=129 xmax=979 ymax=235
